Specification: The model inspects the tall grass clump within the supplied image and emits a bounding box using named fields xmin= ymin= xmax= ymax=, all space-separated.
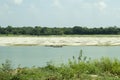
xmin=0 ymin=59 xmax=13 ymax=80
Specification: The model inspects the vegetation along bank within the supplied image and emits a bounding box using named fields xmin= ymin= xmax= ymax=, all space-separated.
xmin=0 ymin=26 xmax=120 ymax=35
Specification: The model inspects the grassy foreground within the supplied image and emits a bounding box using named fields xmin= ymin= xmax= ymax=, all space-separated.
xmin=0 ymin=51 xmax=120 ymax=80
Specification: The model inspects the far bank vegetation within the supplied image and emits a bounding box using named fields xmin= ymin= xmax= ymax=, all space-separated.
xmin=0 ymin=26 xmax=120 ymax=36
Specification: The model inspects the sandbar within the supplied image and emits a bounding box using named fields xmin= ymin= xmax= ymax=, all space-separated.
xmin=0 ymin=36 xmax=120 ymax=46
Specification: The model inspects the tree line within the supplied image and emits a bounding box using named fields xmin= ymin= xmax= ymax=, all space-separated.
xmin=0 ymin=26 xmax=120 ymax=35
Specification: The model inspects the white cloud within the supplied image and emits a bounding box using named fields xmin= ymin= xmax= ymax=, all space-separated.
xmin=13 ymin=0 xmax=23 ymax=5
xmin=79 ymin=0 xmax=107 ymax=12
xmin=53 ymin=0 xmax=63 ymax=9
xmin=98 ymin=1 xmax=107 ymax=11
xmin=94 ymin=0 xmax=107 ymax=11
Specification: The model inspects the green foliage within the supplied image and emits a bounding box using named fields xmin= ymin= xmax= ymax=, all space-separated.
xmin=0 ymin=60 xmax=13 ymax=80
xmin=0 ymin=26 xmax=120 ymax=35
xmin=0 ymin=72 xmax=12 ymax=80
xmin=0 ymin=59 xmax=12 ymax=72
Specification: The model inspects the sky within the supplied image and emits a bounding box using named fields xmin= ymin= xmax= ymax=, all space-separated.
xmin=0 ymin=0 xmax=120 ymax=27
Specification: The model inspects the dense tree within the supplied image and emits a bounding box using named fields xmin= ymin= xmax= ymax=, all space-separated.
xmin=52 ymin=28 xmax=64 ymax=35
xmin=32 ymin=26 xmax=42 ymax=35
xmin=0 ymin=26 xmax=2 ymax=34
xmin=63 ymin=27 xmax=73 ymax=34
xmin=73 ymin=26 xmax=83 ymax=34
xmin=41 ymin=27 xmax=52 ymax=35
xmin=0 ymin=26 xmax=120 ymax=35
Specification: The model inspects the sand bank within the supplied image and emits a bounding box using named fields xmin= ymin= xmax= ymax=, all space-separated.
xmin=0 ymin=36 xmax=120 ymax=46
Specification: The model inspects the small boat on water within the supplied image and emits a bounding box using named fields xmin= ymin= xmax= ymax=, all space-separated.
xmin=45 ymin=45 xmax=63 ymax=48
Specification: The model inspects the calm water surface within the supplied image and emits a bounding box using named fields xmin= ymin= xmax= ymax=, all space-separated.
xmin=0 ymin=46 xmax=120 ymax=68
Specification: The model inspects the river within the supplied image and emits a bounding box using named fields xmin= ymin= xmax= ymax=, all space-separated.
xmin=0 ymin=46 xmax=120 ymax=68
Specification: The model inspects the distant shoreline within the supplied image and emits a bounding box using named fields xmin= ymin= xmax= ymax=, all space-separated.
xmin=0 ymin=36 xmax=120 ymax=46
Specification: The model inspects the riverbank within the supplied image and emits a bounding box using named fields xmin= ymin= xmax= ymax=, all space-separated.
xmin=0 ymin=36 xmax=120 ymax=46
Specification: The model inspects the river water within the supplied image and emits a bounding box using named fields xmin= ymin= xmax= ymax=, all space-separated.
xmin=0 ymin=46 xmax=120 ymax=68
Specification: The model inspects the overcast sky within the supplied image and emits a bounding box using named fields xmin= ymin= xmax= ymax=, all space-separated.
xmin=0 ymin=0 xmax=120 ymax=27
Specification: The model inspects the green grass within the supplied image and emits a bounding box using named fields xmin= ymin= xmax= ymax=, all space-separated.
xmin=0 ymin=51 xmax=120 ymax=80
